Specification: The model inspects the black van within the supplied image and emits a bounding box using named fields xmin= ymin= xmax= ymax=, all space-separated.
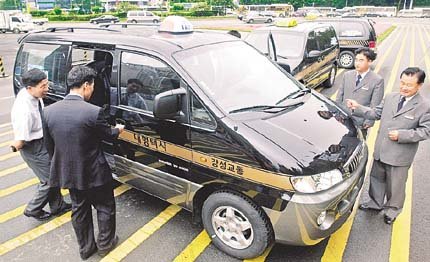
xmin=314 ymin=18 xmax=377 ymax=68
xmin=13 ymin=17 xmax=367 ymax=259
xmin=245 ymin=22 xmax=339 ymax=89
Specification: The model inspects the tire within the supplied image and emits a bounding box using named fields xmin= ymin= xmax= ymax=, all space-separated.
xmin=12 ymin=28 xmax=20 ymax=34
xmin=279 ymin=14 xmax=285 ymax=18
xmin=267 ymin=18 xmax=273 ymax=23
xmin=323 ymin=65 xmax=337 ymax=88
xmin=339 ymin=51 xmax=355 ymax=68
xmin=132 ymin=20 xmax=137 ymax=23
xmin=202 ymin=191 xmax=273 ymax=259
xmin=153 ymin=19 xmax=159 ymax=24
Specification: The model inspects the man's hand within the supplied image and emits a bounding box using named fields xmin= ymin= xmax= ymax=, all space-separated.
xmin=11 ymin=140 xmax=25 ymax=151
xmin=115 ymin=124 xmax=125 ymax=134
xmin=363 ymin=124 xmax=371 ymax=129
xmin=388 ymin=130 xmax=399 ymax=141
xmin=346 ymin=99 xmax=359 ymax=110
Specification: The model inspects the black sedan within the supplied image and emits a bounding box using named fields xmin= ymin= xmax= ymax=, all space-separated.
xmin=90 ymin=15 xmax=119 ymax=24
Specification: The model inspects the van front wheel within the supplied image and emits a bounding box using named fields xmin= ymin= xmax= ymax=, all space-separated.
xmin=339 ymin=51 xmax=355 ymax=68
xmin=202 ymin=191 xmax=273 ymax=259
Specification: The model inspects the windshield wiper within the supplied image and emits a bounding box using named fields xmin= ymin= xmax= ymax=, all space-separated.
xmin=276 ymin=89 xmax=310 ymax=105
xmin=229 ymin=102 xmax=303 ymax=114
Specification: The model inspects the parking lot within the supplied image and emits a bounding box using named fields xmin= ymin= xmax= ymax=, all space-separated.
xmin=1 ymin=17 xmax=430 ymax=261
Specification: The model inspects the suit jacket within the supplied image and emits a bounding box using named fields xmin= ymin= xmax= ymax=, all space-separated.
xmin=336 ymin=70 xmax=384 ymax=128
xmin=354 ymin=92 xmax=430 ymax=166
xmin=43 ymin=94 xmax=120 ymax=190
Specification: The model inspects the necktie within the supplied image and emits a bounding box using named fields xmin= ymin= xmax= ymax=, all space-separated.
xmin=38 ymin=100 xmax=43 ymax=118
xmin=356 ymin=74 xmax=362 ymax=86
xmin=397 ymin=96 xmax=406 ymax=112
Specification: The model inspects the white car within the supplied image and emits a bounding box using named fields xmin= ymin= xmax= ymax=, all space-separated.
xmin=126 ymin=11 xmax=160 ymax=24
xmin=243 ymin=12 xmax=274 ymax=24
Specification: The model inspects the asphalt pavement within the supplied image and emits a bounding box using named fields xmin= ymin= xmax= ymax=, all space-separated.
xmin=0 ymin=17 xmax=429 ymax=262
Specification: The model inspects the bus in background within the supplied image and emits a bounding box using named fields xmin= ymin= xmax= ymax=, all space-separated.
xmin=238 ymin=4 xmax=294 ymax=19
xmin=297 ymin=6 xmax=336 ymax=16
xmin=398 ymin=8 xmax=430 ymax=18
xmin=354 ymin=6 xmax=397 ymax=17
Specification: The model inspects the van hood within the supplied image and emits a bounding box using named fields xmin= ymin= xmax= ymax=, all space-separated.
xmin=236 ymin=92 xmax=361 ymax=176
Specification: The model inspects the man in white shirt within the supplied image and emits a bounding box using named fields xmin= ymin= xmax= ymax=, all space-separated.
xmin=11 ymin=68 xmax=71 ymax=221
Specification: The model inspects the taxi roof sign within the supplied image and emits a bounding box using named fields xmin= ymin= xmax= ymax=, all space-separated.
xmin=158 ymin=16 xmax=194 ymax=34
xmin=274 ymin=18 xmax=298 ymax=28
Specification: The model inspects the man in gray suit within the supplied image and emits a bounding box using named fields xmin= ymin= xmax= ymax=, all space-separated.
xmin=337 ymin=47 xmax=384 ymax=137
xmin=347 ymin=67 xmax=430 ymax=225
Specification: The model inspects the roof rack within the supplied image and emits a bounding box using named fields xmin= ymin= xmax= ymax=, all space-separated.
xmin=98 ymin=23 xmax=159 ymax=29
xmin=44 ymin=27 xmax=119 ymax=33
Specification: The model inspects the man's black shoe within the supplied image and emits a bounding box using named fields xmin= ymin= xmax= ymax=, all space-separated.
xmin=384 ymin=215 xmax=396 ymax=225
xmin=80 ymin=245 xmax=98 ymax=261
xmin=51 ymin=202 xmax=72 ymax=216
xmin=98 ymin=235 xmax=119 ymax=257
xmin=23 ymin=210 xmax=52 ymax=221
xmin=358 ymin=203 xmax=382 ymax=211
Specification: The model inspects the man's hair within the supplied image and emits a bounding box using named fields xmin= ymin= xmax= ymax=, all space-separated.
xmin=354 ymin=47 xmax=377 ymax=61
xmin=227 ymin=30 xmax=241 ymax=39
xmin=127 ymin=78 xmax=143 ymax=87
xmin=67 ymin=65 xmax=97 ymax=89
xmin=22 ymin=68 xmax=47 ymax=88
xmin=400 ymin=67 xmax=426 ymax=84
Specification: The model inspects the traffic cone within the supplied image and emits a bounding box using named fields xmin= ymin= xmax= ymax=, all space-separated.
xmin=0 ymin=56 xmax=9 ymax=78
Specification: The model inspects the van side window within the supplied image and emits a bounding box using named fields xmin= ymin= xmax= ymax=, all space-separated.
xmin=14 ymin=43 xmax=68 ymax=94
xmin=120 ymin=52 xmax=180 ymax=112
xmin=71 ymin=49 xmax=94 ymax=65
xmin=315 ymin=27 xmax=332 ymax=51
xmin=191 ymin=93 xmax=216 ymax=128
xmin=339 ymin=22 xmax=365 ymax=37
xmin=11 ymin=17 xmax=20 ymax=22
xmin=306 ymin=31 xmax=319 ymax=53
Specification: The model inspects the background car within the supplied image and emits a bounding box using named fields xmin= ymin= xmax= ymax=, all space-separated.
xmin=127 ymin=11 xmax=160 ymax=23
xmin=243 ymin=11 xmax=274 ymax=24
xmin=89 ymin=15 xmax=119 ymax=24
xmin=341 ymin=12 xmax=362 ymax=18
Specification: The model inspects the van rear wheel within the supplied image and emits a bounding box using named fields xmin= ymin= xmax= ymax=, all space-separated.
xmin=339 ymin=51 xmax=355 ymax=68
xmin=323 ymin=65 xmax=337 ymax=88
xmin=202 ymin=191 xmax=273 ymax=259
xmin=13 ymin=28 xmax=20 ymax=34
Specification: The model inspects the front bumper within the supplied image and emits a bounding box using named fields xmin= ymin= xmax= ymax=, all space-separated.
xmin=263 ymin=144 xmax=368 ymax=245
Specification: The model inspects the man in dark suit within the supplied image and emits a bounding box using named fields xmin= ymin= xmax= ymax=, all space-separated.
xmin=43 ymin=66 xmax=124 ymax=260
xmin=336 ymin=47 xmax=384 ymax=137
xmin=347 ymin=67 xmax=430 ymax=225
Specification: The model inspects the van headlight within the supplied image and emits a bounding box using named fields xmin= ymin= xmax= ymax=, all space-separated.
xmin=290 ymin=169 xmax=343 ymax=193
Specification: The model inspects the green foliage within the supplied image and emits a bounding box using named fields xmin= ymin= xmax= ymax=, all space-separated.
xmin=92 ymin=6 xmax=102 ymax=14
xmin=172 ymin=3 xmax=185 ymax=11
xmin=53 ymin=6 xmax=62 ymax=15
xmin=116 ymin=2 xmax=140 ymax=12
xmin=30 ymin=10 xmax=49 ymax=17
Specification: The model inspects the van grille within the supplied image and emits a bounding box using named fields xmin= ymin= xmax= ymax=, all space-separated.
xmin=343 ymin=143 xmax=364 ymax=176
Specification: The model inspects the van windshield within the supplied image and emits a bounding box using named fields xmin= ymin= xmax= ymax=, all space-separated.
xmin=174 ymin=41 xmax=303 ymax=113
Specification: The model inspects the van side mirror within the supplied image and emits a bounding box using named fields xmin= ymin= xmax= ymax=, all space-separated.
xmin=153 ymin=88 xmax=186 ymax=119
xmin=277 ymin=62 xmax=291 ymax=73
xmin=307 ymin=50 xmax=322 ymax=58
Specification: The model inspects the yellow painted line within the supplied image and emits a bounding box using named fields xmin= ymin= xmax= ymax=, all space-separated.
xmin=390 ymin=168 xmax=413 ymax=262
xmin=0 ymin=130 xmax=13 ymax=137
xmin=100 ymin=204 xmax=181 ymax=262
xmin=0 ymin=184 xmax=131 ymax=256
xmin=419 ymin=26 xmax=430 ymax=74
xmin=173 ymin=230 xmax=211 ymax=262
xmin=328 ymin=68 xmax=346 ymax=99
xmin=0 ymin=152 xmax=19 ymax=161
xmin=374 ymin=27 xmax=404 ymax=74
xmin=322 ymin=25 xmax=410 ymax=262
xmin=0 ymin=178 xmax=38 ymax=198
xmin=0 ymin=189 xmax=67 ymax=224
xmin=243 ymin=245 xmax=274 ymax=262
xmin=0 ymin=123 xmax=11 ymax=128
xmin=0 ymin=163 xmax=28 ymax=178
xmin=0 ymin=140 xmax=13 ymax=148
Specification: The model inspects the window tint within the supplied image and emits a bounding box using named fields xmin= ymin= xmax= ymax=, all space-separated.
xmin=191 ymin=93 xmax=216 ymax=128
xmin=71 ymin=48 xmax=94 ymax=65
xmin=146 ymin=12 xmax=153 ymax=16
xmin=315 ymin=27 xmax=333 ymax=51
xmin=272 ymin=31 xmax=305 ymax=58
xmin=245 ymin=31 xmax=268 ymax=55
xmin=339 ymin=22 xmax=365 ymax=37
xmin=11 ymin=17 xmax=20 ymax=22
xmin=120 ymin=52 xmax=180 ymax=112
xmin=306 ymin=31 xmax=319 ymax=52
xmin=138 ymin=12 xmax=145 ymax=16
xmin=129 ymin=11 xmax=137 ymax=16
xmin=14 ymin=43 xmax=68 ymax=94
